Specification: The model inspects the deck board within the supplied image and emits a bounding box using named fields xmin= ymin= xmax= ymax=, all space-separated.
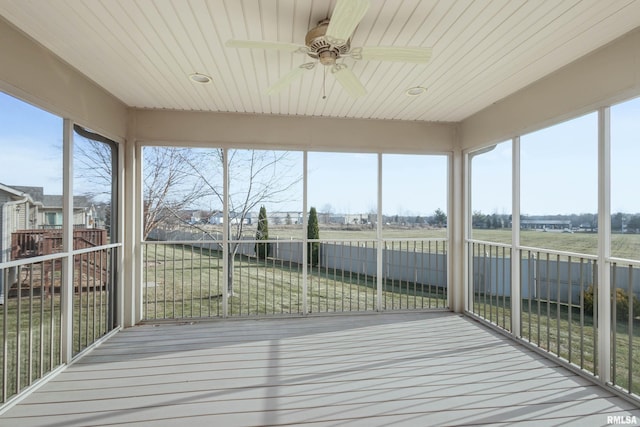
xmin=2 ymin=312 xmax=639 ymax=426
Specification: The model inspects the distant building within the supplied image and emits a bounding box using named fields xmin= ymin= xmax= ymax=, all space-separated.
xmin=183 ymin=209 xmax=209 ymax=225
xmin=208 ymin=211 xmax=304 ymax=226
xmin=520 ymin=219 xmax=571 ymax=231
xmin=266 ymin=211 xmax=303 ymax=225
xmin=209 ymin=211 xmax=252 ymax=225
xmin=317 ymin=213 xmax=360 ymax=225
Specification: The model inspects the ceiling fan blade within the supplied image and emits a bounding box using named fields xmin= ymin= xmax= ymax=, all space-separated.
xmin=332 ymin=65 xmax=366 ymax=98
xmin=266 ymin=64 xmax=314 ymax=95
xmin=226 ymin=39 xmax=307 ymax=53
xmin=325 ymin=0 xmax=370 ymax=45
xmin=356 ymin=46 xmax=432 ymax=63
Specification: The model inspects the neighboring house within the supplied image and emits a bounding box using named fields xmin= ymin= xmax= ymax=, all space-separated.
xmin=39 ymin=194 xmax=96 ymax=229
xmin=0 ymin=183 xmax=97 ymax=258
xmin=0 ymin=183 xmax=38 ymax=264
xmin=0 ymin=183 xmax=99 ymax=304
xmin=0 ymin=184 xmax=38 ymax=305
xmin=209 ymin=211 xmax=253 ymax=226
xmin=10 ymin=186 xmax=96 ymax=229
xmin=184 ymin=209 xmax=210 ymax=225
xmin=208 ymin=211 xmax=224 ymax=225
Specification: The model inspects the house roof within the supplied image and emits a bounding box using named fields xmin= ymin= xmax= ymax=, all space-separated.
xmin=41 ymin=195 xmax=94 ymax=209
xmin=0 ymin=183 xmax=31 ymax=199
xmin=0 ymin=184 xmax=93 ymax=209
xmin=1 ymin=1 xmax=639 ymax=123
xmin=10 ymin=185 xmax=44 ymax=203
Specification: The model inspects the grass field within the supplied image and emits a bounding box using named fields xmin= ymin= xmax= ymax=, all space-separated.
xmin=1 ymin=289 xmax=112 ymax=404
xmin=1 ymin=294 xmax=62 ymax=403
xmin=143 ymin=243 xmax=448 ymax=319
xmin=472 ymin=228 xmax=640 ymax=259
xmin=178 ymin=223 xmax=640 ymax=260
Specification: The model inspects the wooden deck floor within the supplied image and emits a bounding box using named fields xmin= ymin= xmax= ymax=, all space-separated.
xmin=2 ymin=312 xmax=639 ymax=426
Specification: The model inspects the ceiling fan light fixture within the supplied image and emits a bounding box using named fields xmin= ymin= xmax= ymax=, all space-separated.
xmin=318 ymin=50 xmax=338 ymax=66
xmin=405 ymin=86 xmax=427 ymax=96
xmin=189 ymin=73 xmax=212 ymax=84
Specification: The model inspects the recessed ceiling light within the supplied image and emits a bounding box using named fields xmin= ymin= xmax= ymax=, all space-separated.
xmin=189 ymin=73 xmax=212 ymax=84
xmin=405 ymin=86 xmax=427 ymax=96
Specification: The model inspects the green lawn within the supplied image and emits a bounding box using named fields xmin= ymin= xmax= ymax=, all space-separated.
xmin=143 ymin=243 xmax=448 ymax=319
xmin=1 ymin=268 xmax=113 ymax=404
xmin=472 ymin=228 xmax=640 ymax=260
xmin=1 ymin=294 xmax=61 ymax=403
xmin=172 ymin=224 xmax=640 ymax=260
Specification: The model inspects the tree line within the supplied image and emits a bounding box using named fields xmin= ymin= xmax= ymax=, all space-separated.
xmin=472 ymin=211 xmax=640 ymax=233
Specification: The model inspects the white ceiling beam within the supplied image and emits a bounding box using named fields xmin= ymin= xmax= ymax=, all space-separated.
xmin=132 ymin=109 xmax=456 ymax=154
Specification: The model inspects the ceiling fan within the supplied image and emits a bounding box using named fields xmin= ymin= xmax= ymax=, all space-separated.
xmin=226 ymin=0 xmax=432 ymax=98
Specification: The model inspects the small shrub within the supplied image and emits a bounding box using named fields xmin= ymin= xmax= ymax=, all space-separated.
xmin=583 ymin=285 xmax=639 ymax=321
xmin=584 ymin=285 xmax=595 ymax=317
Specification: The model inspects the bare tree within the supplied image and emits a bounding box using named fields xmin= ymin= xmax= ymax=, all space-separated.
xmin=73 ymin=128 xmax=120 ymax=217
xmin=77 ymin=140 xmax=300 ymax=295
xmin=142 ymin=147 xmax=208 ymax=239
xmin=75 ymin=138 xmax=208 ymax=239
xmin=74 ymin=137 xmax=113 ymax=199
xmin=185 ymin=149 xmax=301 ymax=295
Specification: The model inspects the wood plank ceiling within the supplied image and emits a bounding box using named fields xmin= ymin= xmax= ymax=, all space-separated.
xmin=1 ymin=0 xmax=639 ymax=122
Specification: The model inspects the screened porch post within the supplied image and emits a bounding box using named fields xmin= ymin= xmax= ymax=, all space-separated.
xmin=511 ymin=136 xmax=521 ymax=337
xmin=597 ymin=106 xmax=612 ymax=383
xmin=451 ymin=149 xmax=465 ymax=313
xmin=60 ymin=119 xmax=74 ymax=363
xmin=122 ymin=137 xmax=139 ymax=327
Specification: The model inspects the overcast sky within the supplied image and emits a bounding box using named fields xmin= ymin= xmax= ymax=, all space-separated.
xmin=1 ymin=91 xmax=639 ymax=216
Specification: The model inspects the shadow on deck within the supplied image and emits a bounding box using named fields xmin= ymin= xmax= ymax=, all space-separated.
xmin=1 ymin=311 xmax=639 ymax=426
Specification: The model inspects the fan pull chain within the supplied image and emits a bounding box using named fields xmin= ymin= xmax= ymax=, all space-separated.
xmin=322 ymin=66 xmax=327 ymax=99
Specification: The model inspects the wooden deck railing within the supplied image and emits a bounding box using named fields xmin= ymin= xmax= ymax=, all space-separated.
xmin=11 ymin=228 xmax=107 ymax=260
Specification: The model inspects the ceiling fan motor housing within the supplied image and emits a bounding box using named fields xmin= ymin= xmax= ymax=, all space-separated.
xmin=305 ymin=19 xmax=350 ymax=65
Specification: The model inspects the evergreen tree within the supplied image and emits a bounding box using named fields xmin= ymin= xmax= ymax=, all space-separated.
xmin=434 ymin=208 xmax=447 ymax=227
xmin=307 ymin=207 xmax=320 ymax=266
xmin=255 ymin=205 xmax=270 ymax=260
